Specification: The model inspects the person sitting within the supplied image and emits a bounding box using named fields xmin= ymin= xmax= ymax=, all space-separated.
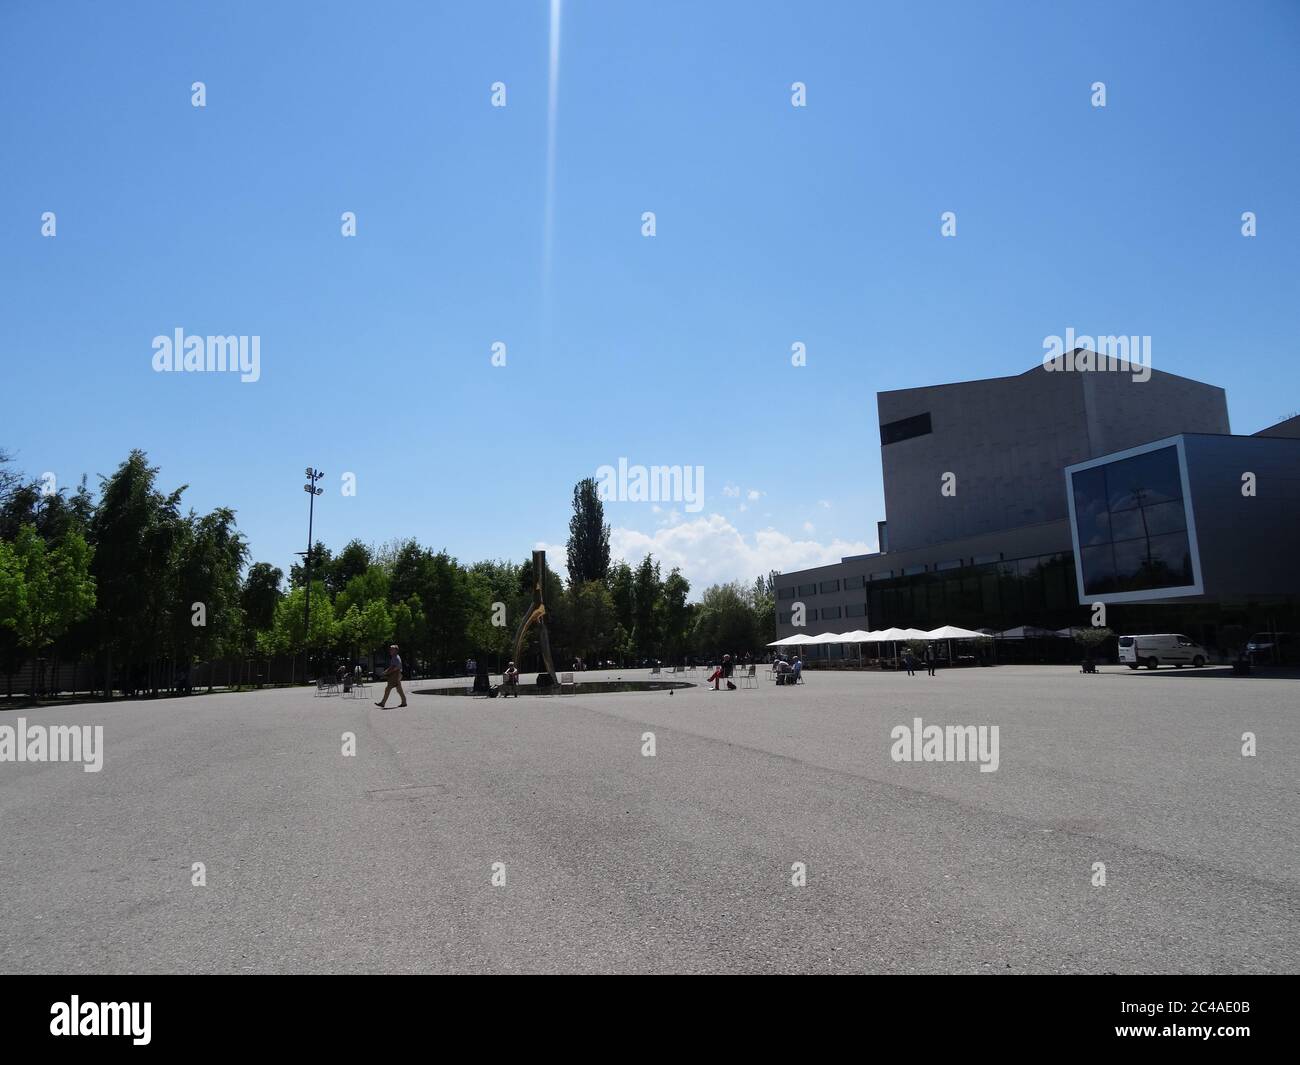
xmin=775 ymin=659 xmax=793 ymax=685
xmin=503 ymin=661 xmax=520 ymax=697
xmin=705 ymin=653 xmax=734 ymax=690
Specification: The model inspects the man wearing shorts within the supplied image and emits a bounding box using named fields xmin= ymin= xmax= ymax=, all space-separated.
xmin=376 ymin=643 xmax=407 ymax=708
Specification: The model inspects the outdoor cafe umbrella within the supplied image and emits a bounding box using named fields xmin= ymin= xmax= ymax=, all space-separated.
xmin=840 ymin=629 xmax=873 ymax=664
xmin=924 ymin=624 xmax=993 ymax=664
xmin=869 ymin=627 xmax=912 ymax=664
xmin=808 ymin=631 xmax=846 ymax=661
xmin=995 ymin=625 xmax=1065 ymax=640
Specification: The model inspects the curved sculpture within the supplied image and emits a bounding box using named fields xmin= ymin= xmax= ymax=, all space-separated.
xmin=512 ymin=549 xmax=558 ymax=685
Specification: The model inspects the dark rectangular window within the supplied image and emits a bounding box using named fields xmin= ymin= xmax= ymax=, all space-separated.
xmin=777 ymin=587 xmax=796 ymax=600
xmin=778 ymin=611 xmax=792 ymax=625
xmin=819 ymin=579 xmax=840 ymax=594
xmin=880 ymin=412 xmax=933 ymax=446
xmin=844 ymin=575 xmax=865 ymax=590
xmin=798 ymin=583 xmax=816 ymax=597
xmin=821 ymin=605 xmax=842 ymax=620
xmin=845 ymin=603 xmax=866 ymax=618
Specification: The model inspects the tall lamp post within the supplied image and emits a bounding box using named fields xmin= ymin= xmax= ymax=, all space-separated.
xmin=302 ymin=468 xmax=324 ymax=678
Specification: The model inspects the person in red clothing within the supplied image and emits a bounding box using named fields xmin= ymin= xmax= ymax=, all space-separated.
xmin=705 ymin=654 xmax=734 ymax=690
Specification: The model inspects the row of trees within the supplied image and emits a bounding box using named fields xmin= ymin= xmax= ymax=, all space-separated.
xmin=0 ymin=458 xmax=778 ymax=697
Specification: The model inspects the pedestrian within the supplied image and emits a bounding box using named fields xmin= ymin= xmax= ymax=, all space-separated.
xmin=925 ymin=644 xmax=936 ymax=676
xmin=503 ymin=660 xmax=520 ymax=697
xmin=706 ymin=653 xmax=734 ymax=690
xmin=376 ymin=643 xmax=408 ymax=708
xmin=903 ymin=648 xmax=916 ymax=676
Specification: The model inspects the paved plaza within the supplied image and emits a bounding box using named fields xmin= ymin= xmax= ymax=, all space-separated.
xmin=0 ymin=665 xmax=1295 ymax=973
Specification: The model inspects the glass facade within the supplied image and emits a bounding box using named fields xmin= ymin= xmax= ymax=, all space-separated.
xmin=1070 ymin=445 xmax=1194 ymax=596
xmin=866 ymin=552 xmax=1076 ymax=631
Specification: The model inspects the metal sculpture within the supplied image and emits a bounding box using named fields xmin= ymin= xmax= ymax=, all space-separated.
xmin=512 ymin=549 xmax=558 ymax=686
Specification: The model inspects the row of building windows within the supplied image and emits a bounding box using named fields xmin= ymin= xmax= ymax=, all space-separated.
xmin=778 ymin=559 xmax=1019 ymax=603
xmin=778 ymin=603 xmax=867 ymax=625
xmin=778 ymin=553 xmax=1081 ymax=631
xmin=775 ymin=573 xmax=867 ymax=601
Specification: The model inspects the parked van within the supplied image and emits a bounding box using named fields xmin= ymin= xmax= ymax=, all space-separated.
xmin=1118 ymin=634 xmax=1207 ymax=669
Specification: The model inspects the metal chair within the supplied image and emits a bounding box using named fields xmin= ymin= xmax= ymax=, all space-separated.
xmin=559 ymin=671 xmax=576 ymax=695
xmin=741 ymin=664 xmax=758 ymax=689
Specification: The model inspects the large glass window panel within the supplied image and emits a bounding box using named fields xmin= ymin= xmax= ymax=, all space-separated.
xmin=1081 ymin=544 xmax=1117 ymax=596
xmin=1138 ymin=499 xmax=1188 ymax=538
xmin=1105 ymin=446 xmax=1183 ymax=512
xmin=926 ymin=578 xmax=945 ymax=618
xmin=998 ymin=562 xmax=1022 ymax=618
xmin=1043 ymin=555 xmax=1071 ymax=609
xmin=1022 ymin=558 xmax=1046 ymax=612
xmin=980 ymin=568 xmax=1000 ymax=617
xmin=1112 ymin=532 xmax=1193 ymax=591
xmin=867 ymin=587 xmax=883 ymax=622
xmin=1071 ymin=466 xmax=1111 ymax=545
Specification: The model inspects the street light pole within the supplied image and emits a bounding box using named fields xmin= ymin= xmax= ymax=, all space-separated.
xmin=303 ymin=468 xmax=324 ymax=678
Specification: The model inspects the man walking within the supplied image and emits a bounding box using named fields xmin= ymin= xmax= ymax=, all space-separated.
xmin=925 ymin=644 xmax=936 ymax=676
xmin=376 ymin=643 xmax=407 ymax=708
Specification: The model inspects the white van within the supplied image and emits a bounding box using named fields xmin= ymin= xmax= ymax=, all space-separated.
xmin=1118 ymin=634 xmax=1207 ymax=670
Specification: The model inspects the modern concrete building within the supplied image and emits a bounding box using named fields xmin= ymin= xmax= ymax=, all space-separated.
xmin=774 ymin=359 xmax=1297 ymax=656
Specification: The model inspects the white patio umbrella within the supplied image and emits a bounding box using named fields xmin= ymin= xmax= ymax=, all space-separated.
xmin=924 ymin=624 xmax=993 ymax=665
xmin=868 ymin=627 xmax=913 ymax=665
xmin=806 ymin=631 xmax=846 ymax=662
xmin=995 ymin=625 xmax=1064 ymax=640
xmin=925 ymin=625 xmax=990 ymax=640
xmin=840 ymin=629 xmax=873 ymax=665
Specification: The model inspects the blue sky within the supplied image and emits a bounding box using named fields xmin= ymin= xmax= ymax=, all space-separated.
xmin=2 ymin=0 xmax=1297 ymax=595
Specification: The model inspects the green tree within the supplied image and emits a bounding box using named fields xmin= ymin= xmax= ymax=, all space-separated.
xmin=241 ymin=563 xmax=284 ymax=640
xmin=751 ymin=570 xmax=777 ymax=646
xmin=171 ymin=507 xmax=248 ymax=682
xmin=0 ymin=525 xmax=96 ymax=696
xmin=566 ymin=477 xmax=611 ymax=584
xmin=691 ymin=582 xmax=758 ymax=658
xmin=394 ymin=594 xmax=428 ymax=659
xmin=660 ymin=567 xmax=692 ymax=662
xmin=89 ymin=451 xmax=185 ymax=698
xmin=288 ymin=540 xmax=332 ymax=588
xmin=632 ymin=556 xmax=662 ymax=658
xmin=335 ymin=565 xmax=390 ymax=618
xmin=327 ymin=539 xmax=373 ymax=598
xmin=568 ymin=580 xmax=616 ymax=664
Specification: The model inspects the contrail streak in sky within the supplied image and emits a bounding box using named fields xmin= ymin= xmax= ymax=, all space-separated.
xmin=543 ymin=0 xmax=562 ymax=301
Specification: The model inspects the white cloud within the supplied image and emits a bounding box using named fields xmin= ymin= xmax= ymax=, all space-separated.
xmin=722 ymin=484 xmax=741 ymax=498
xmin=818 ymin=499 xmax=832 ymax=509
xmin=610 ymin=514 xmax=874 ymax=595
xmin=802 ymin=521 xmax=815 ymax=533
xmin=746 ymin=489 xmax=762 ymax=501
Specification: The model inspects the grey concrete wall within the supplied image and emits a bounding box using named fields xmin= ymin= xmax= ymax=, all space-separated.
xmin=877 ymin=364 xmax=1229 ymax=554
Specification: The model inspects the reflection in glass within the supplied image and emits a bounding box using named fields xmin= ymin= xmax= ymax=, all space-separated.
xmin=1072 ymin=445 xmax=1195 ymax=597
